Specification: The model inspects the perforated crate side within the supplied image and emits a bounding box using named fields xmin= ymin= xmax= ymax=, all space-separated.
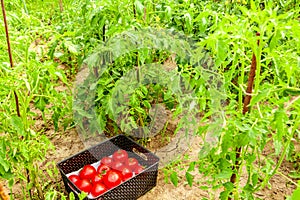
xmin=57 ymin=135 xmax=160 ymax=200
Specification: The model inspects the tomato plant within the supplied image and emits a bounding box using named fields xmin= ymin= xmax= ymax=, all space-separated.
xmin=1 ymin=0 xmax=300 ymax=199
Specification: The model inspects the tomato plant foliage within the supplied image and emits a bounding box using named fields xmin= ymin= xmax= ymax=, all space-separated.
xmin=0 ymin=0 xmax=299 ymax=199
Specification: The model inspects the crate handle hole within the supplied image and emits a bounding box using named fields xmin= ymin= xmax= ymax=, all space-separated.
xmin=132 ymin=148 xmax=148 ymax=161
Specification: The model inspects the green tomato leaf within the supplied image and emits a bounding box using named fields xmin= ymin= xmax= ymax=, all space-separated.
xmin=69 ymin=192 xmax=75 ymax=200
xmin=34 ymin=96 xmax=47 ymax=112
xmin=10 ymin=116 xmax=25 ymax=136
xmin=135 ymin=107 xmax=146 ymax=114
xmin=250 ymin=87 xmax=271 ymax=106
xmin=288 ymin=172 xmax=300 ymax=179
xmin=0 ymin=156 xmax=10 ymax=172
xmin=185 ymin=171 xmax=193 ymax=187
xmin=187 ymin=161 xmax=196 ymax=172
xmin=215 ymin=169 xmax=232 ymax=180
xmin=64 ymin=41 xmax=79 ymax=54
xmin=136 ymin=89 xmax=145 ymax=98
xmin=219 ymin=190 xmax=229 ymax=200
xmin=273 ymin=107 xmax=288 ymax=155
xmin=223 ymin=182 xmax=234 ymax=191
xmin=8 ymin=178 xmax=14 ymax=188
xmin=170 ymin=171 xmax=178 ymax=187
xmin=134 ymin=0 xmax=144 ymax=15
xmin=291 ymin=187 xmax=300 ymax=200
xmin=143 ymin=100 xmax=151 ymax=109
xmin=252 ymin=173 xmax=259 ymax=186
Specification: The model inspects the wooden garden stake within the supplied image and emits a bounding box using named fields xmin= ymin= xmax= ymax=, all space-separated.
xmin=242 ymin=32 xmax=261 ymax=115
xmin=59 ymin=0 xmax=64 ymax=12
xmin=1 ymin=0 xmax=32 ymax=198
xmin=1 ymin=0 xmax=21 ymax=118
xmin=229 ymin=32 xmax=260 ymax=199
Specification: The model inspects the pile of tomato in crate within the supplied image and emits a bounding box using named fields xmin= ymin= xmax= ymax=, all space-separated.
xmin=67 ymin=149 xmax=145 ymax=198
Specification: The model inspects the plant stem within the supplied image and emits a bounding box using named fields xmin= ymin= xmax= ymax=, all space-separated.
xmin=132 ymin=1 xmax=140 ymax=83
xmin=21 ymin=0 xmax=28 ymax=14
xmin=253 ymin=32 xmax=262 ymax=94
xmin=133 ymin=1 xmax=136 ymax=18
xmin=102 ymin=25 xmax=106 ymax=42
xmin=238 ymin=47 xmax=245 ymax=112
xmin=255 ymin=118 xmax=300 ymax=192
xmin=33 ymin=165 xmax=45 ymax=200
xmin=276 ymin=171 xmax=298 ymax=186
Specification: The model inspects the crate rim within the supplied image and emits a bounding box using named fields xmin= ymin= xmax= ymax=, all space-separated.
xmin=56 ymin=134 xmax=160 ymax=169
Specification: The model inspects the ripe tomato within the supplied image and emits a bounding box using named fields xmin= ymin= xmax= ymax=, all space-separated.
xmin=75 ymin=179 xmax=92 ymax=193
xmin=134 ymin=165 xmax=145 ymax=174
xmin=120 ymin=166 xmax=133 ymax=181
xmin=101 ymin=156 xmax=113 ymax=167
xmin=91 ymin=173 xmax=104 ymax=184
xmin=111 ymin=161 xmax=125 ymax=171
xmin=97 ymin=163 xmax=111 ymax=175
xmin=90 ymin=182 xmax=107 ymax=197
xmin=125 ymin=157 xmax=139 ymax=171
xmin=68 ymin=174 xmax=80 ymax=184
xmin=79 ymin=165 xmax=96 ymax=180
xmin=103 ymin=170 xmax=122 ymax=189
xmin=112 ymin=149 xmax=128 ymax=163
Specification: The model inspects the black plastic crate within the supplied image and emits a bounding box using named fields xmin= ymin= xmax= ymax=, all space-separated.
xmin=57 ymin=134 xmax=160 ymax=200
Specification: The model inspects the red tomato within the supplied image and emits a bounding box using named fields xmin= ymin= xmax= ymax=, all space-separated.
xmin=103 ymin=170 xmax=122 ymax=189
xmin=120 ymin=166 xmax=133 ymax=181
xmin=75 ymin=179 xmax=92 ymax=193
xmin=112 ymin=149 xmax=128 ymax=163
xmin=91 ymin=173 xmax=104 ymax=184
xmin=111 ymin=161 xmax=125 ymax=171
xmin=134 ymin=165 xmax=145 ymax=174
xmin=79 ymin=165 xmax=96 ymax=180
xmin=101 ymin=157 xmax=113 ymax=167
xmin=97 ymin=163 xmax=111 ymax=175
xmin=90 ymin=182 xmax=107 ymax=197
xmin=125 ymin=157 xmax=139 ymax=171
xmin=68 ymin=174 xmax=80 ymax=184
